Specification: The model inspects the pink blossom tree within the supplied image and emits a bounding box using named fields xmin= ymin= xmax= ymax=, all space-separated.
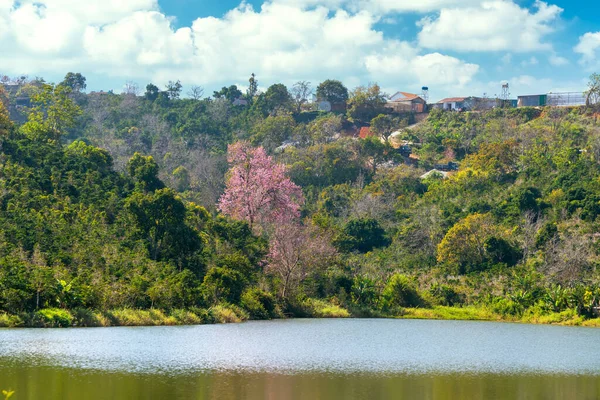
xmin=267 ymin=223 xmax=337 ymax=299
xmin=218 ymin=141 xmax=304 ymax=232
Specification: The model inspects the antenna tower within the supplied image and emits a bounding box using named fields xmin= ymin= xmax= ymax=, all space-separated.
xmin=421 ymin=86 xmax=429 ymax=103
xmin=501 ymin=83 xmax=510 ymax=101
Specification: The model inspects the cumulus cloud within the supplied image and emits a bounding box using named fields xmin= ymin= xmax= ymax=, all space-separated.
xmin=0 ymin=0 xmax=480 ymax=94
xmin=575 ymin=32 xmax=600 ymax=70
xmin=549 ymin=54 xmax=569 ymax=66
xmin=418 ymin=1 xmax=562 ymax=52
xmin=273 ymin=0 xmax=483 ymax=14
xmin=365 ymin=48 xmax=479 ymax=87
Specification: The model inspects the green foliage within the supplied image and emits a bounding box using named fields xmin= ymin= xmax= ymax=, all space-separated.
xmin=127 ymin=153 xmax=164 ymax=192
xmin=33 ymin=308 xmax=74 ymax=328
xmin=201 ymin=267 xmax=247 ymax=305
xmin=336 ymin=218 xmax=390 ymax=253
xmin=59 ymin=72 xmax=87 ymax=93
xmin=382 ymin=274 xmax=424 ymax=310
xmin=3 ymin=73 xmax=600 ymax=328
xmin=241 ymin=288 xmax=278 ymax=319
xmin=316 ymin=80 xmax=349 ymax=105
xmin=21 ymin=83 xmax=82 ymax=140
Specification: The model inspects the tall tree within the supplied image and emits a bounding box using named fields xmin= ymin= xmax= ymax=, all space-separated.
xmin=22 ymin=83 xmax=82 ymax=140
xmin=291 ymin=81 xmax=313 ymax=113
xmin=370 ymin=114 xmax=399 ymax=140
xmin=0 ymin=91 xmax=11 ymax=137
xmin=213 ymin=85 xmax=243 ymax=102
xmin=145 ymin=83 xmax=160 ymax=101
xmin=165 ymin=80 xmax=183 ymax=100
xmin=585 ymin=73 xmax=600 ymax=106
xmin=316 ymin=79 xmax=349 ymax=105
xmin=247 ymin=73 xmax=258 ymax=100
xmin=59 ymin=72 xmax=87 ymax=93
xmin=264 ymin=83 xmax=293 ymax=115
xmin=218 ymin=141 xmax=304 ymax=232
xmin=347 ymin=83 xmax=387 ymax=123
xmin=267 ymin=223 xmax=336 ymax=299
xmin=187 ymin=85 xmax=204 ymax=100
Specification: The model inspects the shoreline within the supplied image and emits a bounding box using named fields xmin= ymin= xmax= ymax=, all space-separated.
xmin=2 ymin=305 xmax=599 ymax=329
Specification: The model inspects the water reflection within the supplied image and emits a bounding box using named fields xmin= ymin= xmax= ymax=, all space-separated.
xmin=1 ymin=319 xmax=600 ymax=399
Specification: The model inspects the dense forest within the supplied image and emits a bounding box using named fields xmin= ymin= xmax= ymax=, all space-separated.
xmin=1 ymin=73 xmax=600 ymax=328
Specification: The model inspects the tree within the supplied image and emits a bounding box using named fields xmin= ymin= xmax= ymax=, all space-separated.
xmin=218 ymin=141 xmax=304 ymax=232
xmin=316 ymin=79 xmax=349 ymax=105
xmin=356 ymin=136 xmax=395 ymax=175
xmin=267 ymin=223 xmax=336 ymax=299
xmin=165 ymin=80 xmax=183 ymax=100
xmin=123 ymin=81 xmax=140 ymax=96
xmin=251 ymin=115 xmax=297 ymax=152
xmin=437 ymin=213 xmax=520 ymax=273
xmin=336 ymin=218 xmax=390 ymax=253
xmin=0 ymin=94 xmax=12 ymax=137
xmin=213 ymin=85 xmax=243 ymax=102
xmin=585 ymin=73 xmax=600 ymax=106
xmin=21 ymin=83 xmax=82 ymax=140
xmin=145 ymin=83 xmax=160 ymax=101
xmin=370 ymin=114 xmax=399 ymax=140
xmin=59 ymin=72 xmax=87 ymax=93
xmin=247 ymin=73 xmax=258 ymax=100
xmin=127 ymin=153 xmax=164 ymax=192
xmin=125 ymin=188 xmax=201 ymax=263
xmin=187 ymin=85 xmax=204 ymax=100
xmin=291 ymin=81 xmax=313 ymax=113
xmin=309 ymin=114 xmax=342 ymax=144
xmin=264 ymin=83 xmax=293 ymax=115
xmin=347 ymin=83 xmax=387 ymax=123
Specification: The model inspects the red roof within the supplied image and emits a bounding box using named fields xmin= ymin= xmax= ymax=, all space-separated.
xmin=359 ymin=127 xmax=374 ymax=139
xmin=390 ymin=91 xmax=422 ymax=102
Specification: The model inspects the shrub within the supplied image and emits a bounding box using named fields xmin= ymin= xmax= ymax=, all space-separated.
xmin=33 ymin=308 xmax=73 ymax=328
xmin=429 ymin=284 xmax=463 ymax=306
xmin=382 ymin=274 xmax=424 ymax=310
xmin=72 ymin=308 xmax=103 ymax=327
xmin=0 ymin=313 xmax=23 ymax=328
xmin=210 ymin=304 xmax=249 ymax=324
xmin=303 ymin=298 xmax=350 ymax=318
xmin=170 ymin=309 xmax=204 ymax=325
xmin=241 ymin=288 xmax=278 ymax=320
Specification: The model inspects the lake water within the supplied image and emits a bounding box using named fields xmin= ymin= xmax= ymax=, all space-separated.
xmin=1 ymin=319 xmax=600 ymax=399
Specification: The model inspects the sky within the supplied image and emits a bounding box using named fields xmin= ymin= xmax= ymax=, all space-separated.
xmin=1 ymin=0 xmax=600 ymax=101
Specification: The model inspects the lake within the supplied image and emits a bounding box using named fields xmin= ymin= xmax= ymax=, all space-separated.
xmin=1 ymin=319 xmax=600 ymax=399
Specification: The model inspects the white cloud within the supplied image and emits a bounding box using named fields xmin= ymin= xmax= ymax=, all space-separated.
xmin=274 ymin=0 xmax=483 ymax=14
xmin=575 ymin=32 xmax=600 ymax=69
xmin=549 ymin=54 xmax=569 ymax=66
xmin=418 ymin=1 xmax=562 ymax=52
xmin=365 ymin=48 xmax=479 ymax=87
xmin=0 ymin=0 xmax=479 ymax=97
xmin=521 ymin=56 xmax=539 ymax=67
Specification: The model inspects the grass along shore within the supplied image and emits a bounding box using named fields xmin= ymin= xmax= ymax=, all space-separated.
xmin=1 ymin=303 xmax=599 ymax=328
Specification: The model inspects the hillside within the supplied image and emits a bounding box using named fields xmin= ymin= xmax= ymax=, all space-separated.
xmin=1 ymin=78 xmax=600 ymax=327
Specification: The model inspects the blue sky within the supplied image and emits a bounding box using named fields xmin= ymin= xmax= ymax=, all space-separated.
xmin=1 ymin=0 xmax=599 ymax=101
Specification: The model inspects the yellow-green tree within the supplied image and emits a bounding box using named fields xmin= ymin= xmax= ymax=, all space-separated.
xmin=0 ymin=90 xmax=12 ymax=137
xmin=437 ymin=213 xmax=521 ymax=273
xmin=21 ymin=83 xmax=82 ymax=140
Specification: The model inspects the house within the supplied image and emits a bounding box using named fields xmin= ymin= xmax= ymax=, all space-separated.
xmin=436 ymin=97 xmax=498 ymax=111
xmin=518 ymin=94 xmax=547 ymax=107
xmin=435 ymin=97 xmax=468 ymax=111
xmin=386 ymin=92 xmax=427 ymax=113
